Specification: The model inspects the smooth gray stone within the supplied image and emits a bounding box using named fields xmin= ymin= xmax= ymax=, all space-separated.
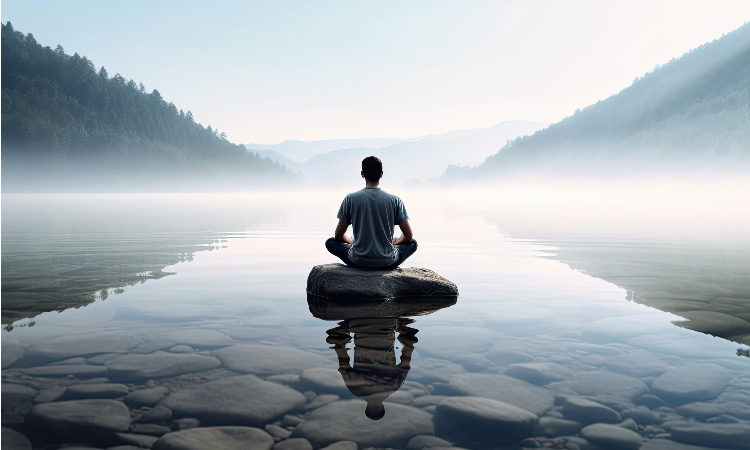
xmin=266 ymin=374 xmax=301 ymax=385
xmin=457 ymin=354 xmax=495 ymax=372
xmin=563 ymin=397 xmax=622 ymax=424
xmin=298 ymin=368 xmax=350 ymax=396
xmin=105 ymin=351 xmax=221 ymax=380
xmin=580 ymin=423 xmax=643 ymax=449
xmin=302 ymin=394 xmax=340 ymax=411
xmin=87 ymin=353 xmax=124 ymax=365
xmin=131 ymin=424 xmax=171 ymax=436
xmin=434 ymin=396 xmax=538 ymax=446
xmin=2 ymin=383 xmax=38 ymax=407
xmin=172 ymin=418 xmax=200 ymax=430
xmin=652 ymin=363 xmax=730 ymax=404
xmin=436 ymin=373 xmax=554 ymax=415
xmin=64 ymin=383 xmax=129 ymax=400
xmin=606 ymin=352 xmax=670 ymax=378
xmin=641 ymin=438 xmax=739 ymax=450
xmin=677 ymin=401 xmax=750 ymax=420
xmin=307 ymin=264 xmax=458 ymax=299
xmin=50 ymin=357 xmax=87 ymax=365
xmin=505 ymin=362 xmax=572 ymax=385
xmin=533 ymin=416 xmax=582 ymax=437
xmin=1 ymin=339 xmax=26 ymax=369
xmin=319 ymin=442 xmax=358 ymax=450
xmin=2 ymin=427 xmax=32 ymax=450
xmin=20 ymin=364 xmax=108 ymax=377
xmin=581 ymin=355 xmax=608 ymax=366
xmin=34 ymin=386 xmax=68 ymax=403
xmin=282 ymin=415 xmax=304 ymax=427
xmin=265 ymin=424 xmax=292 ymax=439
xmin=124 ymin=386 xmax=171 ymax=407
xmin=409 ymin=358 xmax=466 ymax=383
xmin=621 ymin=407 xmax=659 ymax=425
xmin=136 ymin=405 xmax=173 ymax=423
xmin=414 ymin=395 xmax=449 ymax=407
xmin=635 ymin=394 xmax=665 ymax=408
xmin=213 ymin=344 xmax=328 ymax=376
xmin=619 ymin=418 xmax=639 ymax=432
xmin=292 ymin=400 xmax=433 ymax=448
xmin=116 ymin=432 xmax=159 ymax=447
xmin=28 ymin=400 xmax=130 ymax=435
xmin=482 ymin=349 xmax=535 ymax=366
xmin=168 ymin=345 xmax=195 ymax=353
xmin=668 ymin=421 xmax=750 ymax=450
xmin=273 ymin=438 xmax=313 ymax=450
xmin=548 ymin=371 xmax=649 ymax=402
xmin=159 ymin=329 xmax=233 ymax=349
xmin=407 ymin=435 xmax=453 ymax=450
xmin=160 ymin=375 xmax=306 ymax=426
xmin=152 ymin=427 xmax=274 ymax=450
xmin=22 ymin=333 xmax=141 ymax=364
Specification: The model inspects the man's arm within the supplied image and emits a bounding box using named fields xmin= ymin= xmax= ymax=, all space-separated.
xmin=392 ymin=220 xmax=413 ymax=245
xmin=334 ymin=218 xmax=354 ymax=244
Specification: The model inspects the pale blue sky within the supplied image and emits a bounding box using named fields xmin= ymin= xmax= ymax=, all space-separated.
xmin=3 ymin=1 xmax=749 ymax=143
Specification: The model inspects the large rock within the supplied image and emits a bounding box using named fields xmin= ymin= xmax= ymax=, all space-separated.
xmin=213 ymin=344 xmax=328 ymax=376
xmin=160 ymin=375 xmax=306 ymax=425
xmin=105 ymin=351 xmax=221 ymax=380
xmin=307 ymin=264 xmax=458 ymax=300
xmin=548 ymin=371 xmax=649 ymax=402
xmin=436 ymin=373 xmax=554 ymax=415
xmin=580 ymin=423 xmax=643 ymax=449
xmin=2 ymin=427 xmax=32 ymax=450
xmin=292 ymin=400 xmax=434 ymax=448
xmin=434 ymin=396 xmax=539 ymax=446
xmin=652 ymin=363 xmax=730 ymax=404
xmin=152 ymin=427 xmax=274 ymax=450
xmin=27 ymin=399 xmax=130 ymax=440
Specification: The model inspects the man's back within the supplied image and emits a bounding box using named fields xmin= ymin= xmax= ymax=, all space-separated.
xmin=337 ymin=188 xmax=408 ymax=267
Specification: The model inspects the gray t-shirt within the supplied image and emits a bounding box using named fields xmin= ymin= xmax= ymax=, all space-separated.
xmin=337 ymin=188 xmax=409 ymax=267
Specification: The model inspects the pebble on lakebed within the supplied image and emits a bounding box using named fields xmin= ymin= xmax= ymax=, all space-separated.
xmin=306 ymin=264 xmax=458 ymax=299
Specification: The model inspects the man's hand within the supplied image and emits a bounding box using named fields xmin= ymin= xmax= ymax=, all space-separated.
xmin=392 ymin=220 xmax=413 ymax=245
xmin=334 ymin=218 xmax=354 ymax=244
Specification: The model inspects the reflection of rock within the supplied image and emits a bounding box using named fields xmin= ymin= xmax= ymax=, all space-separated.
xmin=504 ymin=362 xmax=572 ymax=385
xmin=434 ymin=396 xmax=538 ymax=446
xmin=548 ymin=371 xmax=649 ymax=402
xmin=652 ymin=363 xmax=730 ymax=404
xmin=307 ymin=264 xmax=458 ymax=300
xmin=292 ymin=400 xmax=434 ymax=448
xmin=105 ymin=351 xmax=221 ymax=380
xmin=160 ymin=375 xmax=306 ymax=426
xmin=152 ymin=426 xmax=275 ymax=450
xmin=563 ymin=397 xmax=622 ymax=424
xmin=580 ymin=423 xmax=642 ymax=449
xmin=307 ymin=293 xmax=456 ymax=321
xmin=213 ymin=344 xmax=328 ymax=376
xmin=28 ymin=399 xmax=131 ymax=440
xmin=674 ymin=311 xmax=750 ymax=337
xmin=1 ymin=427 xmax=32 ymax=450
xmin=436 ymin=373 xmax=554 ymax=416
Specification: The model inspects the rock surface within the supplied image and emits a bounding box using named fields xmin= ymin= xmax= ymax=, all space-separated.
xmin=651 ymin=363 xmax=730 ymax=404
xmin=407 ymin=435 xmax=453 ymax=450
xmin=580 ymin=423 xmax=643 ymax=449
xmin=548 ymin=371 xmax=649 ymax=402
xmin=273 ymin=438 xmax=313 ymax=450
xmin=504 ymin=362 xmax=572 ymax=385
xmin=433 ymin=396 xmax=539 ymax=446
xmin=292 ymin=400 xmax=434 ymax=448
xmin=160 ymin=375 xmax=306 ymax=425
xmin=307 ymin=264 xmax=458 ymax=299
xmin=213 ymin=344 xmax=328 ymax=376
xmin=105 ymin=351 xmax=221 ymax=379
xmin=437 ymin=373 xmax=554 ymax=415
xmin=124 ymin=386 xmax=171 ymax=407
xmin=563 ymin=397 xmax=622 ymax=424
xmin=533 ymin=417 xmax=582 ymax=437
xmin=1 ymin=427 xmax=32 ymax=450
xmin=63 ymin=383 xmax=129 ymax=400
xmin=28 ymin=399 xmax=131 ymax=437
xmin=297 ymin=368 xmax=350 ymax=396
xmin=152 ymin=426 xmax=274 ymax=450
xmin=667 ymin=421 xmax=750 ymax=450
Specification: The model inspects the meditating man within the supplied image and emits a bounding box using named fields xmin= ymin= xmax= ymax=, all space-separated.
xmin=326 ymin=156 xmax=418 ymax=269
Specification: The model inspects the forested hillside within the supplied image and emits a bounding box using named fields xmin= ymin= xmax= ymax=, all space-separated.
xmin=448 ymin=23 xmax=750 ymax=182
xmin=1 ymin=22 xmax=298 ymax=191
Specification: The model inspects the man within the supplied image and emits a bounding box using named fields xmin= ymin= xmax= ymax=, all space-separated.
xmin=326 ymin=156 xmax=417 ymax=269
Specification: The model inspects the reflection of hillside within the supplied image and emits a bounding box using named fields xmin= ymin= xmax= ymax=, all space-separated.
xmin=1 ymin=233 xmax=225 ymax=324
xmin=543 ymin=240 xmax=750 ymax=347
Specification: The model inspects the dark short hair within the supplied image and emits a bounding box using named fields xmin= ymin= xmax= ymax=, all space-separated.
xmin=362 ymin=156 xmax=383 ymax=181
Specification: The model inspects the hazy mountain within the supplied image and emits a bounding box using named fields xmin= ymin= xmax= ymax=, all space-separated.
xmin=245 ymin=138 xmax=407 ymax=164
xmin=446 ymin=23 xmax=750 ymax=182
xmin=1 ymin=23 xmax=298 ymax=192
xmin=298 ymin=121 xmax=549 ymax=188
xmin=249 ymin=149 xmax=302 ymax=173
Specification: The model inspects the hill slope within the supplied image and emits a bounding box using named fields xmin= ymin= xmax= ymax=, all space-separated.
xmin=449 ymin=23 xmax=750 ymax=182
xmin=1 ymin=22 xmax=297 ymax=191
xmin=245 ymin=138 xmax=407 ymax=164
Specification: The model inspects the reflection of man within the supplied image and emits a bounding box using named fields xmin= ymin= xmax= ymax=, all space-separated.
xmin=326 ymin=318 xmax=418 ymax=420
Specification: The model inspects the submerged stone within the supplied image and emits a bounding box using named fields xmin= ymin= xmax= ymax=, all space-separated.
xmin=28 ymin=399 xmax=131 ymax=439
xmin=1 ymin=427 xmax=32 ymax=450
xmin=213 ymin=344 xmax=328 ymax=376
xmin=152 ymin=426 xmax=274 ymax=450
xmin=652 ymin=363 xmax=730 ymax=404
xmin=436 ymin=373 xmax=554 ymax=416
xmin=580 ymin=423 xmax=643 ymax=449
xmin=105 ymin=351 xmax=221 ymax=380
xmin=307 ymin=264 xmax=458 ymax=300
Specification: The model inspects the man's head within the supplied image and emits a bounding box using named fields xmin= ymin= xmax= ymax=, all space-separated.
xmin=365 ymin=401 xmax=385 ymax=420
xmin=361 ymin=156 xmax=383 ymax=183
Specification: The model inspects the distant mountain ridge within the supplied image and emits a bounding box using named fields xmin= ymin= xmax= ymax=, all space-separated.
xmin=447 ymin=23 xmax=750 ymax=182
xmin=246 ymin=138 xmax=407 ymax=164
xmin=1 ymin=22 xmax=297 ymax=192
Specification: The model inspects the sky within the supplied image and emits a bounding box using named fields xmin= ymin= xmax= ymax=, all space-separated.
xmin=3 ymin=1 xmax=749 ymax=144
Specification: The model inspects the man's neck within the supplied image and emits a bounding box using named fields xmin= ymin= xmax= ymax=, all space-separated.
xmin=365 ymin=181 xmax=380 ymax=189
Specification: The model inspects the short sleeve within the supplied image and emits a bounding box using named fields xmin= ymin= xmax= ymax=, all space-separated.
xmin=395 ymin=197 xmax=409 ymax=224
xmin=337 ymin=196 xmax=351 ymax=223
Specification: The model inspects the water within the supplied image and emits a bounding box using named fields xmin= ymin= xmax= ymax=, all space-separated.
xmin=2 ymin=188 xmax=749 ymax=450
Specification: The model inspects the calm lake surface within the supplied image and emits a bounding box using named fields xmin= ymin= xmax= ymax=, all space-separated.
xmin=2 ymin=188 xmax=749 ymax=450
